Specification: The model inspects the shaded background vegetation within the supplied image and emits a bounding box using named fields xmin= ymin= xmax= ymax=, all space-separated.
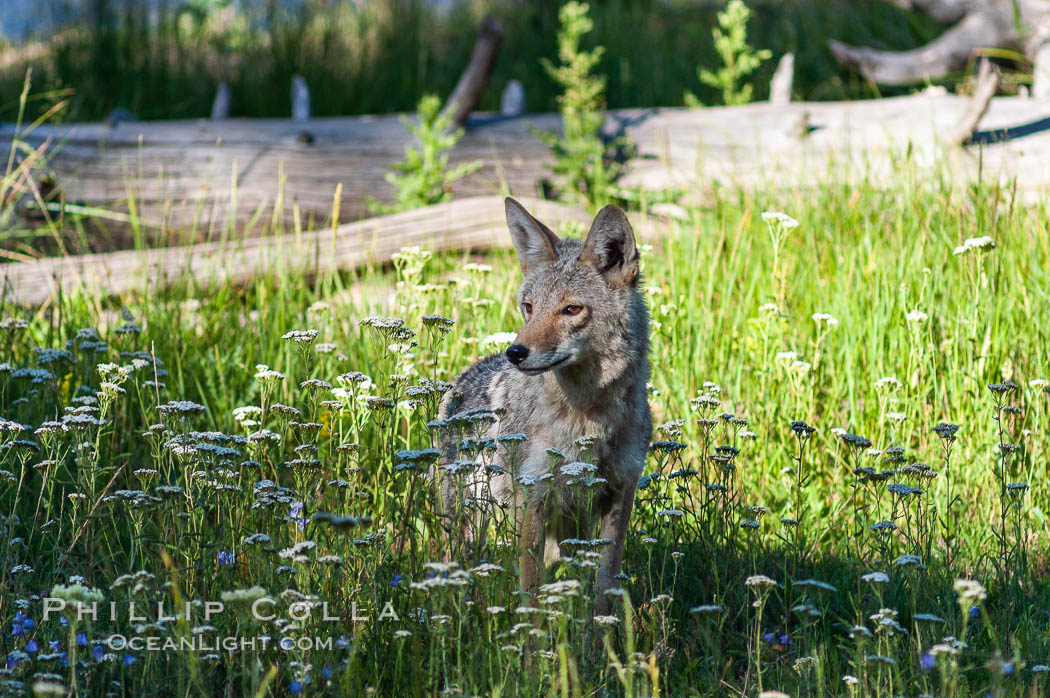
xmin=1 ymin=0 xmax=950 ymax=123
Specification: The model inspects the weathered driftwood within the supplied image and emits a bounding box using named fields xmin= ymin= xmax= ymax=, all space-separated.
xmin=4 ymin=93 xmax=1050 ymax=235
xmin=831 ymin=0 xmax=1050 ymax=85
xmin=1 ymin=196 xmax=586 ymax=307
xmin=441 ymin=14 xmax=503 ymax=128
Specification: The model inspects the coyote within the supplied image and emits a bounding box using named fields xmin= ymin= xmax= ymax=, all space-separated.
xmin=437 ymin=197 xmax=651 ymax=614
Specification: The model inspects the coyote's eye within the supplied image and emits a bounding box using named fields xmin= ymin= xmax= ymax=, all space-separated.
xmin=523 ymin=302 xmax=533 ymax=315
xmin=563 ymin=305 xmax=584 ymax=316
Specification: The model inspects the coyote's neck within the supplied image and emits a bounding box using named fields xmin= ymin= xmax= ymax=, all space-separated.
xmin=542 ymin=351 xmax=648 ymax=414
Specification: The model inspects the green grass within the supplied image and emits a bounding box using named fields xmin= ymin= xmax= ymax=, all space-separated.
xmin=0 ymin=0 xmax=953 ymax=123
xmin=1 ymin=165 xmax=1050 ymax=696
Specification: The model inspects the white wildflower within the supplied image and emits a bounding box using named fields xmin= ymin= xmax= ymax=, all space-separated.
xmin=811 ymin=312 xmax=838 ymax=326
xmin=761 ymin=211 xmax=800 ymax=228
xmin=480 ymin=332 xmax=517 ymax=347
xmin=745 ymin=574 xmax=778 ymax=590
xmin=953 ymin=579 xmax=986 ymax=602
xmin=689 ymin=604 xmax=724 ymax=615
xmin=906 ymin=309 xmax=928 ymax=324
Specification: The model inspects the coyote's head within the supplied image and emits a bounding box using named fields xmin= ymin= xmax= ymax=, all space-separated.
xmin=502 ymin=198 xmax=648 ymax=384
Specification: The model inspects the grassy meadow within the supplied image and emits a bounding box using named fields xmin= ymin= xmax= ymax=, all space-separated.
xmin=1 ymin=166 xmax=1050 ymax=696
xmin=0 ymin=0 xmax=959 ymax=123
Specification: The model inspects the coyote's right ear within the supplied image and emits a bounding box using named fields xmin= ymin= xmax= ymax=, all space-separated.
xmin=505 ymin=197 xmax=560 ymax=273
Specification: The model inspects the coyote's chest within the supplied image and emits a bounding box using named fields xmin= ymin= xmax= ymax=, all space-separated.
xmin=502 ymin=400 xmax=632 ymax=486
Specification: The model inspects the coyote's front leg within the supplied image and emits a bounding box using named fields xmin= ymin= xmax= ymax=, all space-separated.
xmin=518 ymin=495 xmax=545 ymax=596
xmin=594 ymin=483 xmax=637 ymax=616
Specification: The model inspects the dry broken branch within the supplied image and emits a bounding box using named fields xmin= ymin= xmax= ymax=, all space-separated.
xmin=441 ymin=15 xmax=503 ymax=128
xmin=769 ymin=53 xmax=795 ymax=105
xmin=950 ymin=59 xmax=1001 ymax=145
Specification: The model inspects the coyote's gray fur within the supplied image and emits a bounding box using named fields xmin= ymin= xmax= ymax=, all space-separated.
xmin=437 ymin=197 xmax=651 ymax=614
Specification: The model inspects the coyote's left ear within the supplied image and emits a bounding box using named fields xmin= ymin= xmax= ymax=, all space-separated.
xmin=581 ymin=204 xmax=639 ymax=287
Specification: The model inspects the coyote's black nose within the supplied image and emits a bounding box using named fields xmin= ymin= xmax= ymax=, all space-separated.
xmin=505 ymin=344 xmax=529 ymax=365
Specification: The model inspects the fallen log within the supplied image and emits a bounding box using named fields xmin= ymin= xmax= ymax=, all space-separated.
xmin=830 ymin=0 xmax=1050 ymax=85
xmin=4 ymin=93 xmax=1050 ymax=238
xmin=3 ymin=111 xmax=553 ymax=235
xmin=0 ymin=196 xmax=587 ymax=307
